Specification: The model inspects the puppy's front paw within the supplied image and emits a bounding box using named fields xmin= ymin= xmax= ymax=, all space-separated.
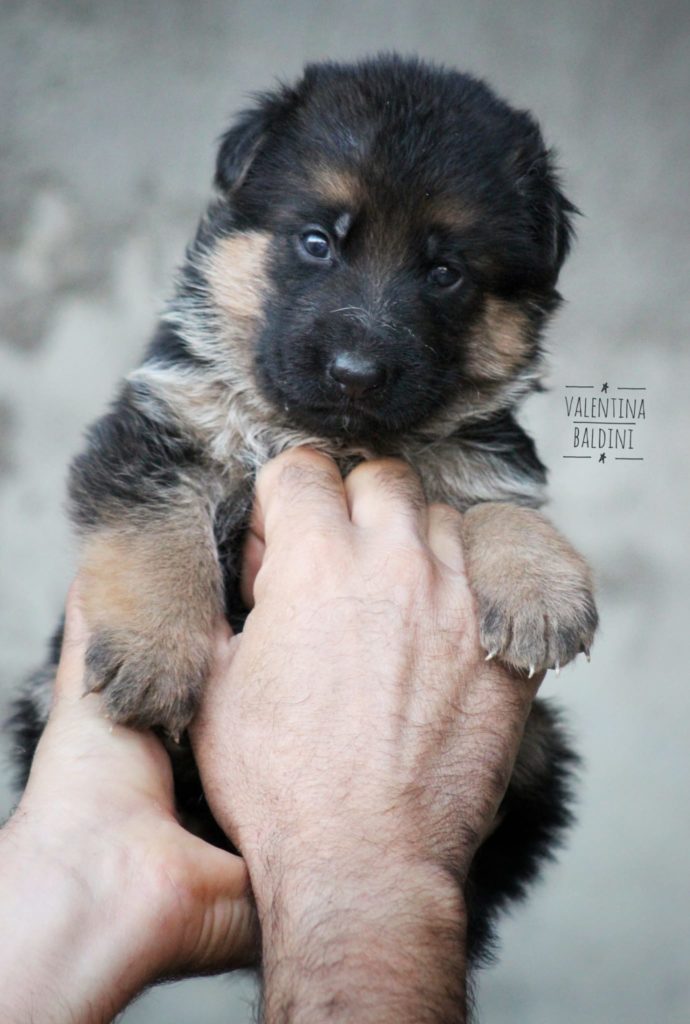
xmin=463 ymin=503 xmax=598 ymax=676
xmin=85 ymin=630 xmax=210 ymax=738
xmin=477 ymin=578 xmax=597 ymax=676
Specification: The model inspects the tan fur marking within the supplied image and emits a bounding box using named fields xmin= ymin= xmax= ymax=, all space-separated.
xmin=78 ymin=502 xmax=225 ymax=732
xmin=462 ymin=502 xmax=597 ymax=672
xmin=311 ymin=165 xmax=361 ymax=206
xmin=80 ymin=518 xmax=221 ymax=639
xmin=463 ymin=503 xmax=593 ymax=609
xmin=81 ymin=532 xmax=142 ymax=629
xmin=428 ymin=198 xmax=478 ymax=233
xmin=205 ymin=230 xmax=271 ymax=325
xmin=465 ymin=297 xmax=532 ymax=382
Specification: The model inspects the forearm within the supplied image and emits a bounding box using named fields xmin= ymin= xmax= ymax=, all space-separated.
xmin=249 ymin=843 xmax=468 ymax=1024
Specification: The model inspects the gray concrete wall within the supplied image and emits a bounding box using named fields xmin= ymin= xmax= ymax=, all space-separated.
xmin=1 ymin=1 xmax=688 ymax=1021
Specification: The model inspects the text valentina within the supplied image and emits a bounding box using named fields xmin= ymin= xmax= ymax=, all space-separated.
xmin=565 ymin=397 xmax=646 ymax=419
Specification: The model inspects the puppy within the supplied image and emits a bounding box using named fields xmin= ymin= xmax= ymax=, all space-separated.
xmin=11 ymin=55 xmax=597 ymax=963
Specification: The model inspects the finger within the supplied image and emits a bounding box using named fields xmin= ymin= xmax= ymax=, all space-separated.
xmin=240 ymin=528 xmax=265 ymax=609
xmin=252 ymin=447 xmax=349 ymax=549
xmin=178 ymin=835 xmax=259 ymax=971
xmin=426 ymin=504 xmax=467 ymax=574
xmin=188 ymin=621 xmax=240 ymax=747
xmin=207 ymin=618 xmax=239 ymax=688
xmin=477 ymin=660 xmax=546 ymax=727
xmin=200 ymin=892 xmax=259 ymax=971
xmin=522 ymin=667 xmax=547 ymax=701
xmin=54 ymin=579 xmax=91 ymax=701
xmin=344 ymin=458 xmax=428 ymax=534
xmin=182 ymin=832 xmax=250 ymax=900
xmin=212 ymin=613 xmax=234 ymax=647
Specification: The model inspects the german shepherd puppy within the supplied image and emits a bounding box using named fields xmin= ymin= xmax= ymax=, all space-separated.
xmin=10 ymin=55 xmax=597 ymax=963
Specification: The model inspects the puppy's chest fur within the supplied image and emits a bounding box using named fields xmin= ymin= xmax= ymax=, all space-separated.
xmin=129 ymin=358 xmax=547 ymax=516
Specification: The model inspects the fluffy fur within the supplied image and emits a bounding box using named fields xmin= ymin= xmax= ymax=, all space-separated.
xmin=9 ymin=55 xmax=597 ymax=965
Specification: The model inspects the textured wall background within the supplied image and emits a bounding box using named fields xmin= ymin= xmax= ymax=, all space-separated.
xmin=1 ymin=1 xmax=689 ymax=1021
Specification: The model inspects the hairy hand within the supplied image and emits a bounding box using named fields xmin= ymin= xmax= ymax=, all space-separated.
xmin=192 ymin=448 xmax=543 ymax=1023
xmin=196 ymin=448 xmax=540 ymax=874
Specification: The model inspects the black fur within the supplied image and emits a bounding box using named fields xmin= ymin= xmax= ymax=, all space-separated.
xmin=68 ymin=383 xmax=205 ymax=529
xmin=7 ymin=694 xmax=45 ymax=794
xmin=145 ymin=321 xmax=209 ymax=370
xmin=456 ymin=412 xmax=548 ymax=485
xmin=8 ymin=620 xmax=65 ymax=792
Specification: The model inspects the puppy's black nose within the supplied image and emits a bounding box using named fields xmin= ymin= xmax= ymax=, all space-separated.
xmin=328 ymin=352 xmax=386 ymax=398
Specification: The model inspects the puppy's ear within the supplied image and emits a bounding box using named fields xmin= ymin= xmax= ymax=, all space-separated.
xmin=512 ymin=121 xmax=579 ymax=283
xmin=524 ymin=152 xmax=578 ymax=280
xmin=215 ymin=85 xmax=298 ymax=193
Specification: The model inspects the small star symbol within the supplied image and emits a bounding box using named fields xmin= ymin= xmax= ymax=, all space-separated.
xmin=599 ymin=452 xmax=607 ymax=463
xmin=601 ymin=382 xmax=609 ymax=393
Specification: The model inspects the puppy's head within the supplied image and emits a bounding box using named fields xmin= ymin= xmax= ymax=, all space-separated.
xmin=195 ymin=56 xmax=575 ymax=443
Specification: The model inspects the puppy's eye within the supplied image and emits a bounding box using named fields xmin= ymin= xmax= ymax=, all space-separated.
xmin=300 ymin=229 xmax=332 ymax=261
xmin=427 ymin=264 xmax=463 ymax=289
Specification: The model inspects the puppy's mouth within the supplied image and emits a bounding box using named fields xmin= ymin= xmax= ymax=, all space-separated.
xmin=279 ymin=391 xmax=399 ymax=441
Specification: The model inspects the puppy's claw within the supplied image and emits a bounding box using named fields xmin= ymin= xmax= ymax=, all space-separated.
xmin=484 ymin=649 xmax=498 ymax=661
xmin=528 ymin=664 xmax=536 ymax=679
xmin=554 ymin=660 xmax=561 ymax=677
xmin=582 ymin=645 xmax=591 ymax=663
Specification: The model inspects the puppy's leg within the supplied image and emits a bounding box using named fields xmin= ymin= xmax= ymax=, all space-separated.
xmin=68 ymin=385 xmax=227 ymax=737
xmin=462 ymin=502 xmax=597 ymax=675
xmin=79 ymin=507 xmax=222 ymax=737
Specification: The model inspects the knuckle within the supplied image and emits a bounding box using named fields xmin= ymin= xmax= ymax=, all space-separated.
xmin=374 ymin=461 xmax=425 ymax=506
xmin=274 ymin=460 xmax=343 ymax=506
xmin=349 ymin=457 xmax=425 ymax=502
xmin=347 ymin=456 xmax=408 ymax=483
xmin=429 ymin=502 xmax=463 ymax=531
xmin=268 ymin=447 xmax=337 ymax=484
xmin=300 ymin=526 xmax=344 ymax=565
xmin=383 ymin=540 xmax=437 ymax=593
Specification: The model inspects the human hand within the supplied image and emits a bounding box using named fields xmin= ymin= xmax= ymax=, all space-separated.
xmin=192 ymin=448 xmax=543 ymax=1023
xmin=0 ymin=584 xmax=257 ymax=1023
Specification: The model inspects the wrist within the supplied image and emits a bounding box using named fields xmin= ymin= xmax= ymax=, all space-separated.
xmin=247 ymin=836 xmax=468 ymax=1024
xmin=0 ymin=808 xmax=159 ymax=1022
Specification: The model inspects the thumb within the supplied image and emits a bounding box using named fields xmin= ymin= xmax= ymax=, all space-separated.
xmin=189 ymin=616 xmax=241 ymax=747
xmin=240 ymin=527 xmax=266 ymax=609
xmin=54 ymin=579 xmax=91 ymax=702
